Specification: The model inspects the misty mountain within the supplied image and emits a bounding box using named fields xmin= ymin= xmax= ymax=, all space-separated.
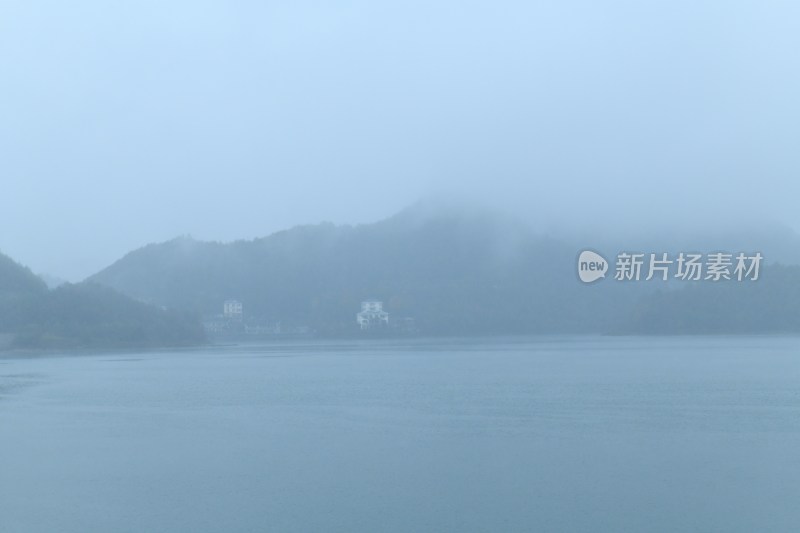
xmin=0 ymin=253 xmax=48 ymax=297
xmin=88 ymin=203 xmax=800 ymax=337
xmin=627 ymin=264 xmax=800 ymax=334
xmin=0 ymin=252 xmax=204 ymax=349
xmin=38 ymin=272 xmax=68 ymax=289
xmin=89 ymin=204 xmax=639 ymax=335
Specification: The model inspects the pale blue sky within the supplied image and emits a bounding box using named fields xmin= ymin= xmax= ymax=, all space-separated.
xmin=1 ymin=1 xmax=798 ymax=279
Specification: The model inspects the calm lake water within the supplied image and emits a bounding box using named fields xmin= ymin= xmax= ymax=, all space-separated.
xmin=1 ymin=336 xmax=800 ymax=532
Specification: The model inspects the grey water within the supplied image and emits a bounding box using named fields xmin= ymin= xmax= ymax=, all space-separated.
xmin=2 ymin=336 xmax=800 ymax=533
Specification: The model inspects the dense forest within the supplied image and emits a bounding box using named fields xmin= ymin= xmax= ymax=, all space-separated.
xmin=0 ymin=253 xmax=204 ymax=349
xmin=3 ymin=204 xmax=797 ymax=348
xmin=627 ymin=264 xmax=800 ymax=334
xmin=89 ymin=206 xmax=632 ymax=335
xmin=89 ymin=204 xmax=800 ymax=336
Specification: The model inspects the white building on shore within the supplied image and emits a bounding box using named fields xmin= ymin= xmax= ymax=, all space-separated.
xmin=357 ymin=300 xmax=389 ymax=329
xmin=223 ymin=299 xmax=243 ymax=319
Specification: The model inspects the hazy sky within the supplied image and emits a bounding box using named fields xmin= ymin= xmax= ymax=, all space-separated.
xmin=1 ymin=1 xmax=799 ymax=280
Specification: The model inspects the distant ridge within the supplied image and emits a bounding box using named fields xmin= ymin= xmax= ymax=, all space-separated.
xmin=88 ymin=202 xmax=800 ymax=336
xmin=0 ymin=251 xmax=204 ymax=350
xmin=88 ymin=203 xmax=633 ymax=335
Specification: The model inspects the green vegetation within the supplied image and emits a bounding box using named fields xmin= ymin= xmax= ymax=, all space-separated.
xmin=89 ymin=205 xmax=638 ymax=335
xmin=6 ymin=205 xmax=800 ymax=344
xmin=89 ymin=205 xmax=800 ymax=336
xmin=627 ymin=265 xmax=800 ymax=334
xmin=0 ymin=253 xmax=205 ymax=350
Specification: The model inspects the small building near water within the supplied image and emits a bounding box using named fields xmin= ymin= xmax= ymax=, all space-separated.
xmin=357 ymin=300 xmax=389 ymax=330
xmin=223 ymin=299 xmax=243 ymax=319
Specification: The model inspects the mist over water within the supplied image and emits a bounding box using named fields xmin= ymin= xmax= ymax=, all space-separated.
xmin=2 ymin=3 xmax=800 ymax=529
xmin=2 ymin=337 xmax=800 ymax=532
xmin=2 ymin=1 xmax=800 ymax=280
